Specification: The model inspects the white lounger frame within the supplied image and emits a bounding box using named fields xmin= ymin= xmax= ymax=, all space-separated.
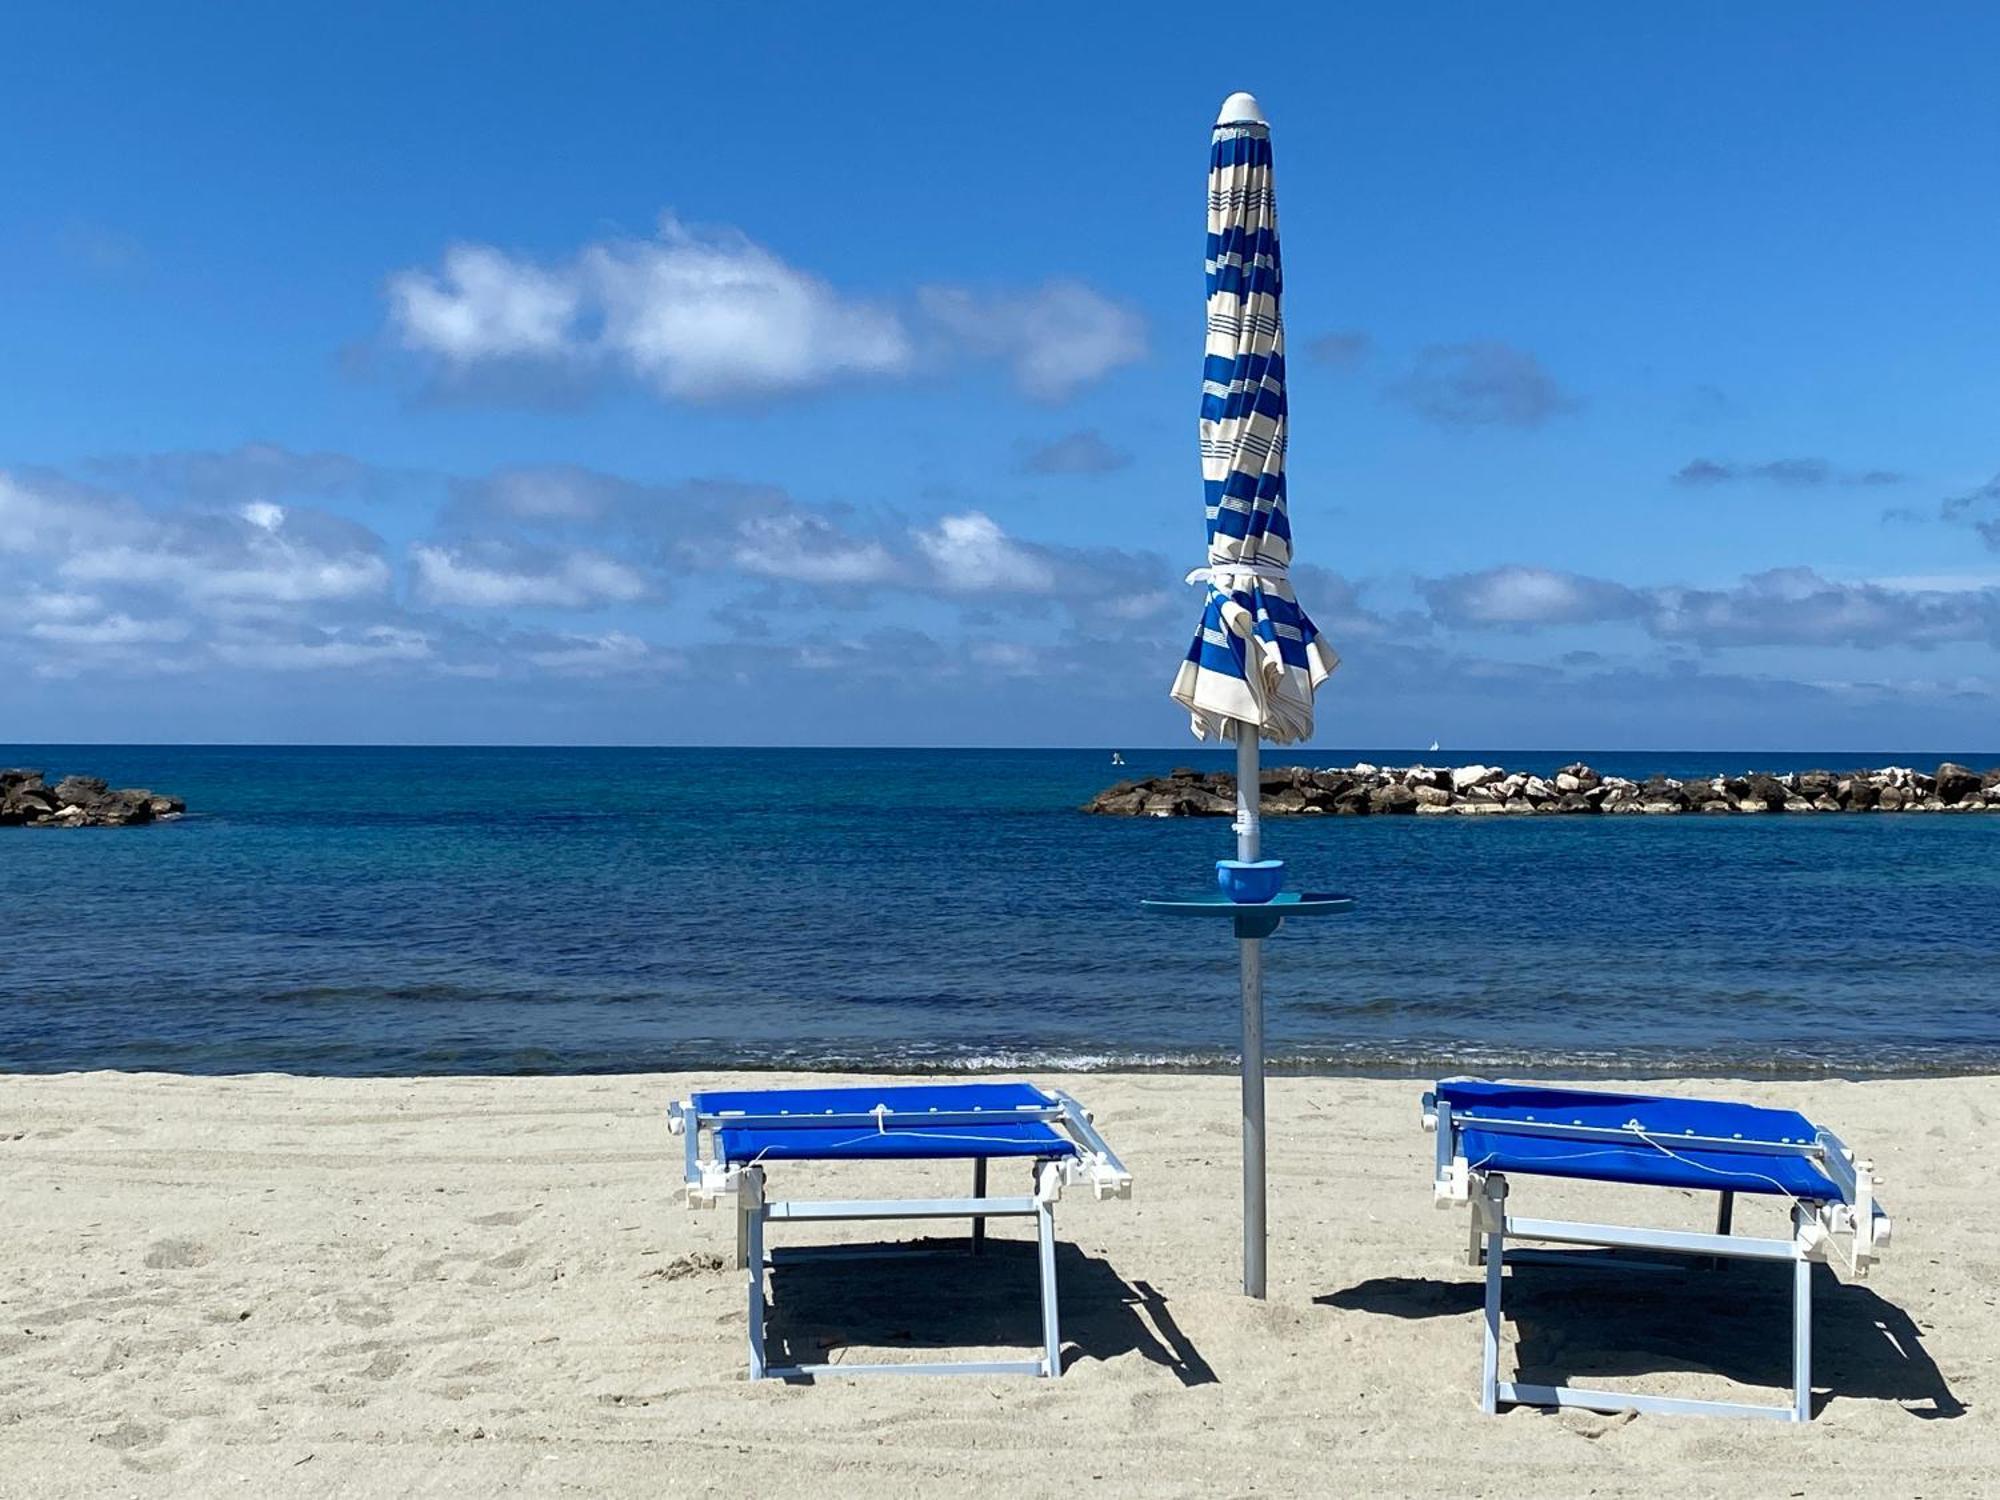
xmin=668 ymin=1092 xmax=1131 ymax=1380
xmin=1422 ymin=1088 xmax=1892 ymax=1422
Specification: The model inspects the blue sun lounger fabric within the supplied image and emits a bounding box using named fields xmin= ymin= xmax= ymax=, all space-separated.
xmin=694 ymin=1082 xmax=1083 ymax=1165
xmin=670 ymin=1080 xmax=1131 ymax=1381
xmin=1424 ymin=1078 xmax=1892 ymax=1423
xmin=1436 ymin=1080 xmax=1841 ymax=1201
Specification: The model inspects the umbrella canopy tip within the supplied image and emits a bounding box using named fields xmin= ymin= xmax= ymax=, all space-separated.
xmin=1216 ymin=91 xmax=1266 ymax=126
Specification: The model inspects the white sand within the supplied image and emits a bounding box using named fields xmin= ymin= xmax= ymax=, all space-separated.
xmin=1 ymin=1071 xmax=1991 ymax=1497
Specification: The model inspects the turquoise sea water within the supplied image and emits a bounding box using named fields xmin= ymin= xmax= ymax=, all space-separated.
xmin=2 ymin=745 xmax=1996 ymax=1078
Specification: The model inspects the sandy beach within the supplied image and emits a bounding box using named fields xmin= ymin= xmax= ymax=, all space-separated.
xmin=1 ymin=1070 xmax=1990 ymax=1497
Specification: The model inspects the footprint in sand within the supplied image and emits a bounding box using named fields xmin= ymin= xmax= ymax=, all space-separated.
xmin=485 ymin=1247 xmax=532 ymax=1270
xmin=95 ymin=1420 xmax=164 ymax=1451
xmin=472 ymin=1209 xmax=534 ymax=1227
xmin=143 ymin=1238 xmax=211 ymax=1270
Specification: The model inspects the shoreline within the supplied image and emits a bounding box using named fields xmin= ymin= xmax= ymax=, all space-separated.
xmin=2 ymin=1069 xmax=1987 ymax=1496
xmin=12 ymin=1054 xmax=2000 ymax=1083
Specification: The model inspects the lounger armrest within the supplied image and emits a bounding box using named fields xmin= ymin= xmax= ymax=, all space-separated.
xmin=1052 ymin=1092 xmax=1133 ymax=1201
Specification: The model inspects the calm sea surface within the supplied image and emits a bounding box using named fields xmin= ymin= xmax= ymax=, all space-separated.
xmin=2 ymin=745 xmax=1996 ymax=1078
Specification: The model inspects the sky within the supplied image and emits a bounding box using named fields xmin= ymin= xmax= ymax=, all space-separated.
xmin=3 ymin=4 xmax=1998 ymax=750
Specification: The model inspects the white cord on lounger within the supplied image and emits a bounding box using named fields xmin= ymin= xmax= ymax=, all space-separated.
xmin=1465 ymin=1122 xmax=1814 ymax=1217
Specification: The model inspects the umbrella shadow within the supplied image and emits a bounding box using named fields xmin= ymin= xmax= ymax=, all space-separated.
xmin=762 ymin=1237 xmax=1216 ymax=1386
xmin=1319 ymin=1259 xmax=1963 ymax=1418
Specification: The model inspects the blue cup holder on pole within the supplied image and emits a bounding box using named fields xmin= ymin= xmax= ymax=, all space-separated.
xmin=1216 ymin=858 xmax=1285 ymax=903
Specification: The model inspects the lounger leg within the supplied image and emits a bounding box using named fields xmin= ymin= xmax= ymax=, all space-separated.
xmin=735 ymin=1196 xmax=750 ymax=1271
xmin=1791 ymin=1231 xmax=1812 ymax=1422
xmin=1480 ymin=1176 xmax=1507 ymax=1414
xmin=1706 ymin=1190 xmax=1735 ymax=1272
xmin=1035 ymin=1170 xmax=1061 ymax=1377
xmin=972 ymin=1158 xmax=987 ymax=1256
xmin=744 ymin=1169 xmax=767 ymax=1380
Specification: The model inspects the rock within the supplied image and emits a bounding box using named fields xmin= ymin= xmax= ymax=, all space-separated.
xmin=1637 ymin=777 xmax=1686 ymax=808
xmin=0 ymin=768 xmax=45 ymax=789
xmin=1369 ymin=783 xmax=1418 ymax=814
xmin=1743 ymin=774 xmax=1788 ymax=809
xmin=1082 ymin=761 xmax=2000 ymax=818
xmin=52 ymin=774 xmax=109 ymax=807
xmin=1935 ymin=762 xmax=1981 ymax=804
xmin=1840 ymin=779 xmax=1879 ymax=810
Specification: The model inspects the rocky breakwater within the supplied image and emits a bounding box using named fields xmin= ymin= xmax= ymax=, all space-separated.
xmin=0 ymin=769 xmax=186 ymax=828
xmin=1085 ymin=761 xmax=2000 ymax=817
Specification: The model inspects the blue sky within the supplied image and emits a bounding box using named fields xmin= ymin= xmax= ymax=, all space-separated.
xmin=4 ymin=4 xmax=1997 ymax=749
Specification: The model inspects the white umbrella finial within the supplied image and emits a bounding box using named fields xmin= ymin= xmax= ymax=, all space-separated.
xmin=1216 ymin=92 xmax=1266 ymax=126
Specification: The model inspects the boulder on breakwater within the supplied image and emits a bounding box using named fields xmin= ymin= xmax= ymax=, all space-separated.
xmin=1084 ymin=761 xmax=2000 ymax=817
xmin=0 ymin=769 xmax=186 ymax=828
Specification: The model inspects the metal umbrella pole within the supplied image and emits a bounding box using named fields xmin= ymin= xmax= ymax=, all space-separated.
xmin=1235 ymin=721 xmax=1266 ymax=1298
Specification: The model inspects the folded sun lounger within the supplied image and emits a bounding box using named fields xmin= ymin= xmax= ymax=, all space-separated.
xmin=1422 ymin=1079 xmax=1892 ymax=1422
xmin=668 ymin=1081 xmax=1131 ymax=1380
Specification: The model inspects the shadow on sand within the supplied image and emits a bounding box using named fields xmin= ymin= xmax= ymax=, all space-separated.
xmin=761 ymin=1237 xmax=1216 ymax=1386
xmin=1319 ymin=1258 xmax=1964 ymax=1418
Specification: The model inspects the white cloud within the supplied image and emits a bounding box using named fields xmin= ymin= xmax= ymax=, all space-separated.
xmin=586 ymin=217 xmax=912 ymax=399
xmin=730 ymin=512 xmax=895 ymax=585
xmin=62 ymin=536 xmax=391 ymax=605
xmin=385 ymin=216 xmax=1143 ymax=404
xmin=522 ymin=630 xmax=666 ymax=675
xmin=969 ymin=640 xmax=1040 ymax=675
xmin=386 ymin=244 xmax=580 ymax=362
xmin=30 ymin=612 xmax=190 ymax=646
xmin=387 ymin=216 xmax=910 ymax=401
xmin=918 ymin=281 xmax=1147 ymax=400
xmin=1421 ymin=565 xmax=1642 ymax=628
xmin=914 ymin=512 xmax=1056 ymax=593
xmin=410 ymin=543 xmax=648 ymax=609
xmin=212 ymin=625 xmax=433 ymax=671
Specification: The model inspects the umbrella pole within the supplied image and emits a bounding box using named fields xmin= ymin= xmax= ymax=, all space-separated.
xmin=1235 ymin=721 xmax=1267 ymax=1299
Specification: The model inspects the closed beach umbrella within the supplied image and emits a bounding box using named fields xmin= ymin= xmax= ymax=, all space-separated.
xmin=1170 ymin=92 xmax=1336 ymax=1297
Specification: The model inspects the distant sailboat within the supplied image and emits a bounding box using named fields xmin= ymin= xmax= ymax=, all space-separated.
xmin=1110 ymin=751 xmax=1127 ymax=766
xmin=1428 ymin=740 xmax=1441 ymax=753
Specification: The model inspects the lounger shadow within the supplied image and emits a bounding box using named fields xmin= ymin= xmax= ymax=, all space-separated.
xmin=762 ymin=1238 xmax=1217 ymax=1386
xmin=1320 ymin=1261 xmax=1962 ymax=1418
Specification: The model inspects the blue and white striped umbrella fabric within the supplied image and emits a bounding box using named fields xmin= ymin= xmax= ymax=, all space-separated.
xmin=1170 ymin=93 xmax=1337 ymax=745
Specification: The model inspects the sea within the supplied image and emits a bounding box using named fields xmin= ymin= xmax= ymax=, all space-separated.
xmin=2 ymin=745 xmax=1996 ymax=1079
